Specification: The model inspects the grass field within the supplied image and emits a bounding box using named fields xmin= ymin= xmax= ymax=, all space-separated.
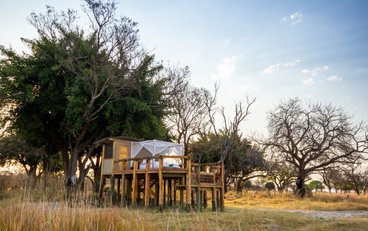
xmin=1 ymin=188 xmax=368 ymax=230
xmin=226 ymin=191 xmax=368 ymax=211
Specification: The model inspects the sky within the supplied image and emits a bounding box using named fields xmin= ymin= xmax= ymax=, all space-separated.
xmin=1 ymin=0 xmax=368 ymax=136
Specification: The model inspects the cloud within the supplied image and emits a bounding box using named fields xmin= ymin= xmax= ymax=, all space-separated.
xmin=301 ymin=65 xmax=342 ymax=85
xmin=303 ymin=77 xmax=315 ymax=86
xmin=326 ymin=75 xmax=342 ymax=82
xmin=281 ymin=12 xmax=303 ymax=25
xmin=301 ymin=65 xmax=329 ymax=76
xmin=211 ymin=56 xmax=240 ymax=80
xmin=263 ymin=59 xmax=300 ymax=74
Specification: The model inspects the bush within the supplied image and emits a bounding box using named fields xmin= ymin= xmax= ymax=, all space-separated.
xmin=265 ymin=182 xmax=275 ymax=191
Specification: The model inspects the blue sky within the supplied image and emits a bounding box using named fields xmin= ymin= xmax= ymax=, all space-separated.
xmin=1 ymin=0 xmax=368 ymax=135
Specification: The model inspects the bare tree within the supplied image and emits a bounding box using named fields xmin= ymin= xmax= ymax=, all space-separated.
xmin=266 ymin=159 xmax=296 ymax=192
xmin=165 ymin=67 xmax=210 ymax=154
xmin=203 ymin=89 xmax=257 ymax=191
xmin=264 ymin=98 xmax=368 ymax=198
xmin=340 ymin=160 xmax=368 ymax=195
xmin=319 ymin=166 xmax=339 ymax=193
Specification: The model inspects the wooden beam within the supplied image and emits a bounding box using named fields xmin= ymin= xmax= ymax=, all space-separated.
xmin=212 ymin=188 xmax=217 ymax=211
xmin=159 ymin=157 xmax=164 ymax=208
xmin=120 ymin=171 xmax=126 ymax=207
xmin=186 ymin=156 xmax=192 ymax=209
xmin=144 ymin=159 xmax=151 ymax=207
xmin=220 ymin=162 xmax=225 ymax=212
xmin=168 ymin=179 xmax=172 ymax=206
xmin=132 ymin=160 xmax=138 ymax=206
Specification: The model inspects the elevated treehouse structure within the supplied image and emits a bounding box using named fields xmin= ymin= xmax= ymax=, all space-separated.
xmin=96 ymin=137 xmax=225 ymax=211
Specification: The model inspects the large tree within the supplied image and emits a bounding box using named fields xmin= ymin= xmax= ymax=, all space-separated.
xmin=0 ymin=0 xmax=169 ymax=193
xmin=0 ymin=135 xmax=62 ymax=188
xmin=190 ymin=133 xmax=265 ymax=192
xmin=165 ymin=66 xmax=211 ymax=154
xmin=265 ymin=98 xmax=368 ymax=198
xmin=266 ymin=159 xmax=296 ymax=192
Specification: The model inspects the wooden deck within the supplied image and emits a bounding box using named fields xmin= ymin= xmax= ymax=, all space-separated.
xmin=100 ymin=155 xmax=225 ymax=211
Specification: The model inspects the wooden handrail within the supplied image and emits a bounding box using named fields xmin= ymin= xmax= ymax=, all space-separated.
xmin=114 ymin=155 xmax=189 ymax=163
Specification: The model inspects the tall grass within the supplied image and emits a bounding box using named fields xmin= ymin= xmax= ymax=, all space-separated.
xmin=1 ymin=175 xmax=368 ymax=231
xmin=225 ymin=190 xmax=368 ymax=211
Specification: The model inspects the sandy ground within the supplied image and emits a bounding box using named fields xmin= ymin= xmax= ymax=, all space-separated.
xmin=284 ymin=210 xmax=368 ymax=219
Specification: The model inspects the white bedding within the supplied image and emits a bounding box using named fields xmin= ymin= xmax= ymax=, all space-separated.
xmin=139 ymin=159 xmax=181 ymax=169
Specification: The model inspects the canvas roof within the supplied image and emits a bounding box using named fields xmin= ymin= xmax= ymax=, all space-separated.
xmin=131 ymin=139 xmax=184 ymax=158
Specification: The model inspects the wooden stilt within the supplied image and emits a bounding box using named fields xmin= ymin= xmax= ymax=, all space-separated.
xmin=155 ymin=179 xmax=159 ymax=206
xmin=212 ymin=188 xmax=217 ymax=211
xmin=117 ymin=178 xmax=121 ymax=201
xmin=144 ymin=159 xmax=151 ymax=207
xmin=110 ymin=176 xmax=115 ymax=205
xmin=180 ymin=176 xmax=184 ymax=208
xmin=168 ymin=179 xmax=172 ymax=206
xmin=196 ymin=188 xmax=201 ymax=211
xmin=159 ymin=157 xmax=164 ymax=208
xmin=186 ymin=157 xmax=192 ymax=209
xmin=173 ymin=179 xmax=177 ymax=206
xmin=164 ymin=179 xmax=166 ymax=206
xmin=203 ymin=191 xmax=208 ymax=209
xmin=132 ymin=160 xmax=138 ymax=206
xmin=220 ymin=162 xmax=225 ymax=212
xmin=121 ymin=171 xmax=126 ymax=207
xmin=126 ymin=179 xmax=132 ymax=205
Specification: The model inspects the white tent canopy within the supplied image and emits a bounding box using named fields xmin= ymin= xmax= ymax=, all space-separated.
xmin=131 ymin=139 xmax=184 ymax=159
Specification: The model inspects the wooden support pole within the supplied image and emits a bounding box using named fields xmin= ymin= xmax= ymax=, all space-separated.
xmin=164 ymin=179 xmax=166 ymax=206
xmin=212 ymin=188 xmax=217 ymax=211
xmin=126 ymin=179 xmax=132 ymax=205
xmin=173 ymin=179 xmax=177 ymax=206
xmin=180 ymin=176 xmax=184 ymax=208
xmin=186 ymin=156 xmax=192 ymax=209
xmin=120 ymin=171 xmax=126 ymax=207
xmin=220 ymin=162 xmax=225 ymax=212
xmin=196 ymin=164 xmax=201 ymax=211
xmin=203 ymin=191 xmax=208 ymax=209
xmin=159 ymin=157 xmax=164 ymax=208
xmin=168 ymin=179 xmax=172 ymax=206
xmin=155 ymin=179 xmax=159 ymax=206
xmin=144 ymin=159 xmax=151 ymax=207
xmin=196 ymin=187 xmax=201 ymax=211
xmin=132 ymin=160 xmax=138 ymax=206
xmin=117 ymin=178 xmax=121 ymax=200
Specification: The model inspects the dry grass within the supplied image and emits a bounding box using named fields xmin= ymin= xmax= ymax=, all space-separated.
xmin=1 ymin=201 xmax=368 ymax=231
xmin=225 ymin=191 xmax=368 ymax=211
xmin=1 ymin=184 xmax=368 ymax=230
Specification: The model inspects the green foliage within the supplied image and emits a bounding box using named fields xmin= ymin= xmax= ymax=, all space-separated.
xmin=306 ymin=180 xmax=325 ymax=192
xmin=265 ymin=182 xmax=276 ymax=191
xmin=0 ymin=135 xmax=62 ymax=175
xmin=243 ymin=180 xmax=252 ymax=189
xmin=0 ymin=0 xmax=171 ymax=186
xmin=190 ymin=132 xmax=265 ymax=191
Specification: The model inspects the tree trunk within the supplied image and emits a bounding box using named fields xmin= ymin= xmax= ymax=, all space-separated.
xmin=66 ymin=149 xmax=79 ymax=198
xmin=295 ymin=174 xmax=306 ymax=198
xmin=93 ymin=164 xmax=101 ymax=193
xmin=27 ymin=166 xmax=38 ymax=189
xmin=235 ymin=178 xmax=242 ymax=196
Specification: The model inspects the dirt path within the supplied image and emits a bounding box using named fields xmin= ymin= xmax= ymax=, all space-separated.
xmin=284 ymin=210 xmax=368 ymax=219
